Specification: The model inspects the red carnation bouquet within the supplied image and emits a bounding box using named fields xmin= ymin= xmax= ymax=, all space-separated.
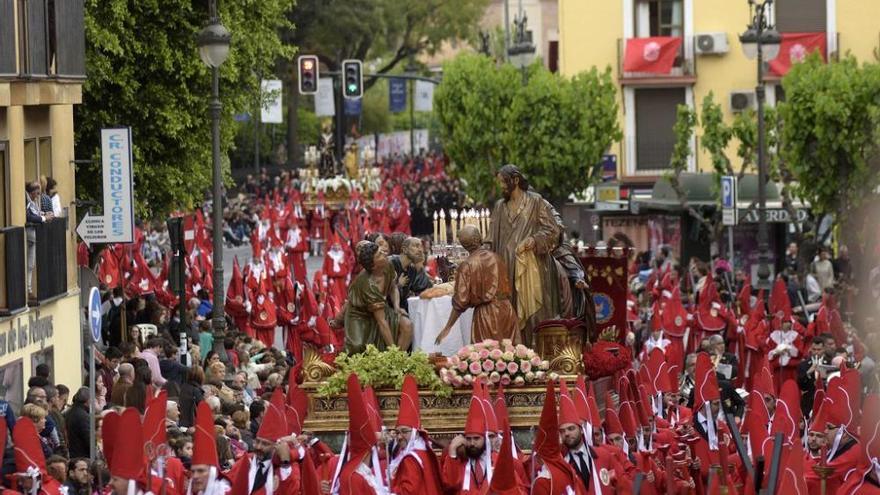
xmin=583 ymin=326 xmax=632 ymax=379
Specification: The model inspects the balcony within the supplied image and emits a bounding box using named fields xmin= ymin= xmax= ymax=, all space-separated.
xmin=0 ymin=226 xmax=27 ymax=315
xmin=28 ymin=218 xmax=68 ymax=304
xmin=618 ymin=36 xmax=696 ymax=85
xmin=0 ymin=0 xmax=86 ymax=80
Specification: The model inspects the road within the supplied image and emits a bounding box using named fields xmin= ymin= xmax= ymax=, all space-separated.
xmin=220 ymin=243 xmax=324 ymax=288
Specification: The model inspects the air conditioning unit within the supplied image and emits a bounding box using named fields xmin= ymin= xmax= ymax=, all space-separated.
xmin=730 ymin=91 xmax=757 ymax=112
xmin=695 ymin=33 xmax=729 ymax=55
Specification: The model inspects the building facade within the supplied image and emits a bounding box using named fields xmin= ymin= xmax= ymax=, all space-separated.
xmin=0 ymin=0 xmax=86 ymax=410
xmin=558 ymin=0 xmax=879 ymax=267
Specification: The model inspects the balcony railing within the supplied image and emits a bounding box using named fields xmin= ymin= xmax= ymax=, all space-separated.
xmin=28 ymin=218 xmax=68 ymax=304
xmin=0 ymin=0 xmax=86 ymax=79
xmin=0 ymin=226 xmax=27 ymax=315
xmin=617 ymin=36 xmax=697 ymax=84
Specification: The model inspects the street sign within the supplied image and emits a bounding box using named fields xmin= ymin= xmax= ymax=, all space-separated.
xmin=740 ymin=208 xmax=809 ymax=224
xmin=389 ymin=78 xmax=407 ymax=113
xmin=721 ymin=176 xmax=736 ymax=209
xmin=260 ymin=79 xmax=283 ymax=124
xmin=315 ymin=77 xmax=335 ymax=116
xmin=596 ymin=184 xmax=620 ymax=202
xmin=88 ymin=287 xmax=102 ymax=343
xmin=721 ymin=175 xmax=737 ymax=226
xmin=76 ymin=128 xmax=135 ymax=247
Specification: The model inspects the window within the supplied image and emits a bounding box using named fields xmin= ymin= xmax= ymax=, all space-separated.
xmin=634 ymin=87 xmax=686 ymax=171
xmin=0 ymin=0 xmax=16 ymax=74
xmin=775 ymin=0 xmax=826 ymax=32
xmin=636 ymin=0 xmax=683 ymax=37
xmin=23 ymin=137 xmax=51 ymax=184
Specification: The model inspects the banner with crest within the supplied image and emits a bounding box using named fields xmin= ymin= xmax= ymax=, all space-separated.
xmin=580 ymin=251 xmax=629 ymax=343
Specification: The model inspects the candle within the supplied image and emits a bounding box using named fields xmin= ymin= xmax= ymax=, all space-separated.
xmin=484 ymin=209 xmax=491 ymax=235
xmin=451 ymin=210 xmax=459 ymax=245
xmin=439 ymin=210 xmax=447 ymax=245
xmin=433 ymin=211 xmax=439 ymax=245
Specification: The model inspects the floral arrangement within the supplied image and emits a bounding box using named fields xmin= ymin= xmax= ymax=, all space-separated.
xmin=317 ymin=345 xmax=451 ymax=397
xmin=582 ymin=327 xmax=632 ymax=379
xmin=440 ymin=339 xmax=555 ymax=388
xmin=313 ymin=176 xmax=355 ymax=194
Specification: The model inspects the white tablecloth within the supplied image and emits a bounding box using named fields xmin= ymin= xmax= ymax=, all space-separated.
xmin=408 ymin=295 xmax=473 ymax=356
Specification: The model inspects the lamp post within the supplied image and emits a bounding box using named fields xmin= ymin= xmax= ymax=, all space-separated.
xmin=405 ymin=57 xmax=418 ymax=156
xmin=508 ymin=11 xmax=536 ymax=85
xmin=739 ymin=0 xmax=780 ymax=290
xmin=197 ymin=0 xmax=231 ymax=335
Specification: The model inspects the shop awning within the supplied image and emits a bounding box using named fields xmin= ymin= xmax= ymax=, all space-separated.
xmin=643 ymin=173 xmax=782 ymax=209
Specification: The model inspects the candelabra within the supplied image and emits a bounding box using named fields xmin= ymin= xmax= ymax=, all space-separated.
xmin=430 ymin=207 xmax=491 ymax=265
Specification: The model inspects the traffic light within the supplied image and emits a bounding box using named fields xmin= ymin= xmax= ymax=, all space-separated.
xmin=342 ymin=59 xmax=363 ymax=99
xmin=298 ymin=55 xmax=319 ymax=95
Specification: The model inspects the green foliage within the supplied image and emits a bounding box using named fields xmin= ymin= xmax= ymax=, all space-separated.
xmin=76 ymin=0 xmax=295 ymax=218
xmin=435 ymin=54 xmax=622 ymax=205
xmin=290 ymin=0 xmax=488 ymax=75
xmin=669 ymin=104 xmax=696 ymax=175
xmin=699 ymin=92 xmax=733 ymax=175
xmin=780 ymin=54 xmax=880 ymax=216
xmin=317 ymin=345 xmax=451 ymax=397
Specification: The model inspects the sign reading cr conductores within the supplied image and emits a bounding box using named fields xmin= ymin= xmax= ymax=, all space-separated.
xmin=76 ymin=128 xmax=135 ymax=247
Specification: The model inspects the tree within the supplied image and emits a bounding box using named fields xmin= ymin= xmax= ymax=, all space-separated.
xmin=434 ymin=54 xmax=621 ymax=205
xmin=76 ymin=0 xmax=295 ymax=218
xmin=780 ymin=54 xmax=880 ymax=308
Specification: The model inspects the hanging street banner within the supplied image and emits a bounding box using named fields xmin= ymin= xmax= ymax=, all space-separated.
xmin=260 ymin=79 xmax=284 ymax=124
xmin=344 ymin=97 xmax=362 ymax=116
xmin=315 ymin=77 xmax=336 ymax=117
xmin=77 ymin=127 xmax=135 ymax=247
xmin=414 ymin=80 xmax=435 ymax=112
xmin=389 ymin=78 xmax=407 ymax=113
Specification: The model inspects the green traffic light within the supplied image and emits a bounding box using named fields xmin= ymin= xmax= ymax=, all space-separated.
xmin=347 ymin=84 xmax=358 ymax=93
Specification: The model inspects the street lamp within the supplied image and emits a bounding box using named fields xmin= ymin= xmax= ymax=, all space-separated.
xmin=739 ymin=0 xmax=780 ymax=291
xmin=508 ymin=12 xmax=535 ymax=85
xmin=197 ymin=0 xmax=231 ymax=335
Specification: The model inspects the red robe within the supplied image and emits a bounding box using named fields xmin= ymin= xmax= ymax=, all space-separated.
xmin=803 ymin=452 xmax=822 ymax=494
xmin=558 ymin=445 xmax=627 ymax=495
xmin=225 ymin=453 xmax=298 ymax=495
xmin=286 ymin=226 xmax=309 ymax=284
xmin=822 ymin=439 xmax=863 ymax=494
xmin=246 ymin=263 xmax=277 ymax=348
xmin=392 ymin=449 xmax=444 ymax=495
xmin=323 ymin=246 xmax=351 ymax=308
xmin=440 ymin=452 xmax=497 ymax=494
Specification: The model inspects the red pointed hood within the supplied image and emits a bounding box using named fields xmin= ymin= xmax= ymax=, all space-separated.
xmin=646 ymin=347 xmax=672 ymax=393
xmin=572 ymin=376 xmax=591 ymax=424
xmin=824 ymin=368 xmax=861 ymax=430
xmin=636 ymin=384 xmax=653 ymax=426
xmin=464 ymin=381 xmax=487 ymax=435
xmin=346 ymin=374 xmax=377 ymax=459
xmin=861 ymin=393 xmax=880 ymax=461
xmin=111 ymin=408 xmax=145 ymax=482
xmin=488 ymin=418 xmax=521 ymax=495
xmin=493 ymin=385 xmax=511 ymax=428
xmin=770 ymin=379 xmax=802 ymax=444
xmin=744 ymin=390 xmax=770 ymax=458
xmin=694 ymin=352 xmax=721 ymax=406
xmin=752 ymin=354 xmax=776 ymax=399
xmin=364 ymin=386 xmax=383 ymax=434
xmin=586 ymin=382 xmax=602 ymax=428
xmin=396 ymin=375 xmax=421 ymax=429
xmin=737 ymin=275 xmax=752 ymax=317
xmin=665 ymin=346 xmax=683 ymax=394
xmin=143 ymin=390 xmax=168 ymax=449
xmin=558 ymin=380 xmax=581 ymax=428
xmin=662 ymin=287 xmax=689 ymax=337
xmin=697 ymin=277 xmax=727 ymax=331
xmin=285 ymin=375 xmax=309 ymax=436
xmin=13 ymin=417 xmax=46 ymax=475
xmin=535 ymin=381 xmax=577 ymax=495
xmin=776 ymin=436 xmax=809 ymax=494
xmin=809 ymin=398 xmax=827 ymax=434
xmin=192 ymin=401 xmax=219 ymax=468
xmin=603 ymin=392 xmax=623 ymax=435
xmin=301 ymin=447 xmax=323 ymax=495
xmin=619 ymin=399 xmax=639 ymax=439
xmin=769 ymin=277 xmax=792 ymax=324
xmin=256 ymin=388 xmax=288 ymax=442
xmin=102 ymin=410 xmax=121 ymax=472
xmin=479 ymin=382 xmax=499 ymax=433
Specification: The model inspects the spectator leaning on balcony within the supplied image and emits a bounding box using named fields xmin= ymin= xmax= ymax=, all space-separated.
xmin=26 ymin=181 xmax=54 ymax=293
xmin=46 ymin=176 xmax=64 ymax=217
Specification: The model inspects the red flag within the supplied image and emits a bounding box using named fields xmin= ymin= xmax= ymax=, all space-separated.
xmin=98 ymin=248 xmax=121 ymax=288
xmin=623 ymin=36 xmax=682 ymax=74
xmin=768 ymin=32 xmax=826 ymax=77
